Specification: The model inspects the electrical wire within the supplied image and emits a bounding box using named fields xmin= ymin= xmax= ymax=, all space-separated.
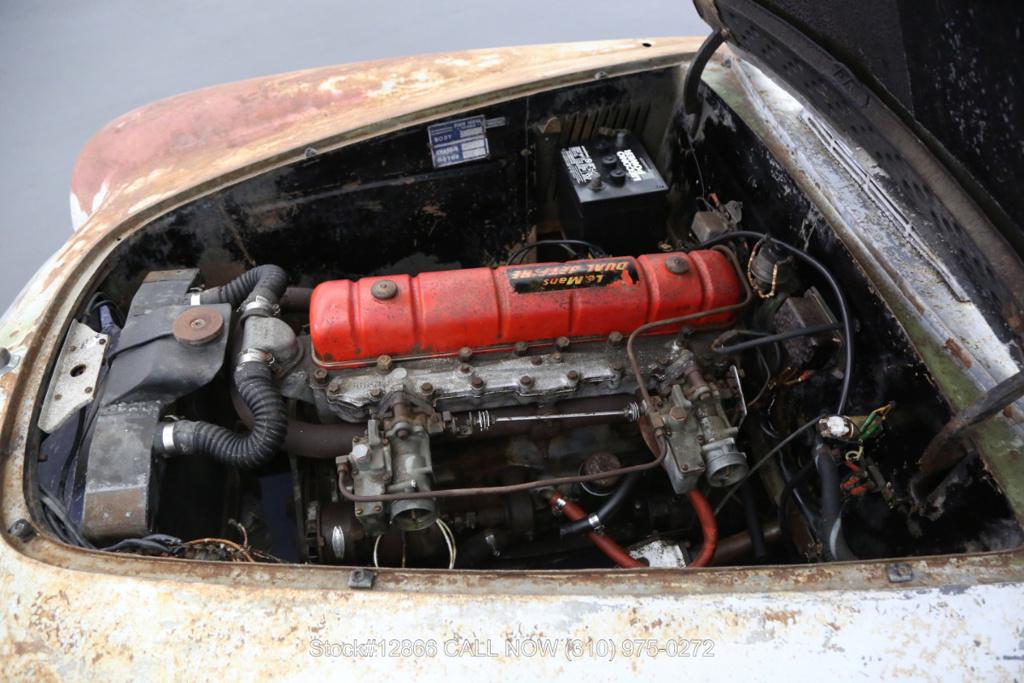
xmin=436 ymin=518 xmax=457 ymax=569
xmin=371 ymin=519 xmax=457 ymax=569
xmin=103 ymin=535 xmax=181 ymax=554
xmin=699 ymin=231 xmax=854 ymax=415
xmin=38 ymin=487 xmax=94 ymax=548
xmin=505 ymin=239 xmax=607 ymax=266
xmin=712 ymin=415 xmax=822 ymax=515
xmin=626 ymin=246 xmax=752 ymax=409
xmin=711 ymin=323 xmax=842 ymax=355
xmin=776 ymin=458 xmax=816 ymax=543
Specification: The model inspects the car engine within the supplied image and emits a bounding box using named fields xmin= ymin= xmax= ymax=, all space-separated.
xmin=37 ymin=65 xmax=1020 ymax=571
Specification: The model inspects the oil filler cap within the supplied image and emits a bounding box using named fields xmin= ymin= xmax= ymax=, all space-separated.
xmin=173 ymin=307 xmax=225 ymax=346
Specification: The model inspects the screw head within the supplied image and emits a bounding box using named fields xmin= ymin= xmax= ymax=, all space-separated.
xmin=555 ymin=336 xmax=571 ymax=351
xmin=313 ymin=368 xmax=329 ymax=385
xmin=566 ymin=370 xmax=580 ymax=382
xmin=608 ymin=331 xmax=624 ymax=347
xmin=8 ymin=519 xmax=34 ymax=542
xmin=420 ymin=382 xmax=434 ymax=395
xmin=369 ymin=387 xmax=384 ymax=400
xmin=519 ymin=375 xmax=535 ymax=388
xmin=513 ymin=341 xmax=529 ymax=356
xmin=530 ymin=356 xmax=543 ymax=366
xmin=665 ymin=256 xmax=690 ymax=275
xmin=458 ymin=346 xmax=474 ymax=362
xmin=376 ymin=355 xmax=393 ymax=373
xmin=327 ymin=380 xmax=343 ymax=395
xmin=371 ymin=279 xmax=399 ymax=300
xmin=470 ymin=376 xmax=485 ymax=389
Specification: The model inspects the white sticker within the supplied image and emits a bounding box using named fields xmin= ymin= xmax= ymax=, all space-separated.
xmin=616 ymin=149 xmax=648 ymax=182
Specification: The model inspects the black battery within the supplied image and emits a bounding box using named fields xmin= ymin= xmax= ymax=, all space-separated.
xmin=557 ymin=130 xmax=668 ymax=255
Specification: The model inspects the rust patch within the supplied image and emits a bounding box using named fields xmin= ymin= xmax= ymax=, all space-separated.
xmin=944 ymin=337 xmax=972 ymax=368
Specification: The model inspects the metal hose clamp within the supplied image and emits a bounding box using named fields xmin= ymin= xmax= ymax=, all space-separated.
xmin=237 ymin=348 xmax=274 ymax=366
xmin=241 ymin=295 xmax=279 ymax=319
xmin=160 ymin=422 xmax=176 ymax=453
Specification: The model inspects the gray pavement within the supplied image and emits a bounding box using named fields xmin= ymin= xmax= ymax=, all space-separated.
xmin=0 ymin=1 xmax=705 ymax=309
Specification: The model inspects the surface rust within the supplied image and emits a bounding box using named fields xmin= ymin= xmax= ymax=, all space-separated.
xmin=0 ymin=37 xmax=1022 ymax=676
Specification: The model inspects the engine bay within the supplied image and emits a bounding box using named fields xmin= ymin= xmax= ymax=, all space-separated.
xmin=33 ymin=61 xmax=1022 ymax=571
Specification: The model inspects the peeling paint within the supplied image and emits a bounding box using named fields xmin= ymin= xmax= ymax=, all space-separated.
xmin=0 ymin=37 xmax=1022 ymax=678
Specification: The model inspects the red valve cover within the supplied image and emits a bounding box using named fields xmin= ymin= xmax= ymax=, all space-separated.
xmin=310 ymin=251 xmax=740 ymax=366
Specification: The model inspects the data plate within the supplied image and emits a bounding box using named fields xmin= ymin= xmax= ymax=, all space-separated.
xmin=428 ymin=115 xmax=490 ymax=168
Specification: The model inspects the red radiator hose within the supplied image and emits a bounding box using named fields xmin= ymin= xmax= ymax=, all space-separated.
xmin=686 ymin=489 xmax=718 ymax=568
xmin=549 ymin=494 xmax=646 ymax=569
xmin=638 ymin=418 xmax=718 ymax=568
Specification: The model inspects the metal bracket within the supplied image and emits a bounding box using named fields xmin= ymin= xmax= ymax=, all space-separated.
xmin=348 ymin=567 xmax=376 ymax=589
xmin=38 ymin=320 xmax=109 ymax=433
xmin=886 ymin=562 xmax=915 ymax=584
xmin=0 ymin=346 xmax=18 ymax=378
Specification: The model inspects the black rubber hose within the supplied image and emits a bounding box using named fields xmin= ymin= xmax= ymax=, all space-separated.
xmin=558 ymin=472 xmax=641 ymax=538
xmin=814 ymin=441 xmax=845 ymax=559
xmin=712 ymin=323 xmax=842 ymax=355
xmin=740 ymin=480 xmax=767 ymax=561
xmin=777 ymin=458 xmax=817 ymax=543
xmin=280 ymin=286 xmax=314 ymax=312
xmin=157 ymin=361 xmax=286 ymax=468
xmin=683 ymin=30 xmax=725 ymax=141
xmin=199 ymin=265 xmax=288 ymax=308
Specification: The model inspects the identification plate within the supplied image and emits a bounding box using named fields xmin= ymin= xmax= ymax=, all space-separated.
xmin=428 ymin=115 xmax=490 ymax=168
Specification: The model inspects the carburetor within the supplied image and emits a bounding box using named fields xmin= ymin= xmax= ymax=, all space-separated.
xmin=340 ymin=399 xmax=442 ymax=535
xmin=650 ymin=345 xmax=748 ymax=493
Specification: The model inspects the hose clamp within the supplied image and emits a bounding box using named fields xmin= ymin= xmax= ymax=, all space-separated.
xmin=587 ymin=514 xmax=603 ymax=531
xmin=188 ymin=292 xmax=203 ymax=305
xmin=241 ymin=296 xmax=279 ymax=319
xmin=238 ymin=348 xmax=274 ymax=366
xmin=160 ymin=423 xmax=176 ymax=453
xmin=552 ymin=497 xmax=567 ymax=511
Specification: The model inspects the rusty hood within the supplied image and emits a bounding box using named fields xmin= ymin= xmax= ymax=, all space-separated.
xmin=695 ymin=0 xmax=1024 ymax=253
xmin=69 ymin=39 xmax=699 ymax=234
